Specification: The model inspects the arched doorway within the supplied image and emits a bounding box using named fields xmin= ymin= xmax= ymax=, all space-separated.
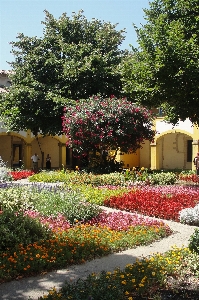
xmin=0 ymin=134 xmax=25 ymax=168
xmin=156 ymin=131 xmax=192 ymax=170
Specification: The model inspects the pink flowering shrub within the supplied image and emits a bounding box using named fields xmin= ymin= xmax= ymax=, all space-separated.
xmin=62 ymin=95 xmax=155 ymax=159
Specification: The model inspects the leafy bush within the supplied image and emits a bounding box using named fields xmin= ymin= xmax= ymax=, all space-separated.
xmin=0 ymin=184 xmax=101 ymax=225
xmin=30 ymin=170 xmax=127 ymax=186
xmin=189 ymin=229 xmax=199 ymax=255
xmin=29 ymin=170 xmax=69 ymax=183
xmin=0 ymin=210 xmax=52 ymax=251
xmin=32 ymin=188 xmax=101 ymax=225
xmin=0 ymin=157 xmax=12 ymax=182
xmin=72 ymin=184 xmax=128 ymax=205
xmin=149 ymin=172 xmax=177 ymax=185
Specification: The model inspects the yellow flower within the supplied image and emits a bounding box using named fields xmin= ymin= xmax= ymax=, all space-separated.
xmin=125 ymin=291 xmax=129 ymax=295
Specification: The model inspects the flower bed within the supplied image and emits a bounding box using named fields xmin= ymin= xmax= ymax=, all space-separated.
xmin=1 ymin=171 xmax=199 ymax=299
xmin=0 ymin=209 xmax=171 ymax=282
xmin=104 ymin=186 xmax=199 ymax=222
xmin=9 ymin=170 xmax=35 ymax=181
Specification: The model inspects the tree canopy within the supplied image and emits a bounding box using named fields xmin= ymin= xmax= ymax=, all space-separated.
xmin=62 ymin=95 xmax=155 ymax=159
xmin=0 ymin=10 xmax=127 ymax=135
xmin=121 ymin=0 xmax=199 ymax=125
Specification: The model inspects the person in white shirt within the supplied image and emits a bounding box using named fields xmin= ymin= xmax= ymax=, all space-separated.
xmin=31 ymin=153 xmax=40 ymax=171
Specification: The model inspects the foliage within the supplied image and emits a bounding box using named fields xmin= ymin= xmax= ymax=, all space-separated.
xmin=0 ymin=210 xmax=51 ymax=251
xmin=121 ymin=0 xmax=199 ymax=125
xmin=29 ymin=170 xmax=127 ymax=186
xmin=0 ymin=186 xmax=37 ymax=211
xmin=0 ymin=157 xmax=12 ymax=182
xmin=149 ymin=171 xmax=177 ymax=185
xmin=0 ymin=10 xmax=127 ymax=135
xmin=28 ymin=170 xmax=71 ymax=183
xmin=62 ymin=95 xmax=156 ymax=158
xmin=189 ymin=229 xmax=199 ymax=255
xmin=104 ymin=185 xmax=199 ymax=221
xmin=0 ymin=185 xmax=101 ymax=225
xmin=72 ymin=184 xmax=128 ymax=205
xmin=38 ymin=247 xmax=192 ymax=300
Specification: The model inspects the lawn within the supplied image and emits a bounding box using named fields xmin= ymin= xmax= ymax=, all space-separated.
xmin=1 ymin=169 xmax=199 ymax=299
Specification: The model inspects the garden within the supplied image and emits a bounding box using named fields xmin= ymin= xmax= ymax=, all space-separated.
xmin=1 ymin=166 xmax=199 ymax=299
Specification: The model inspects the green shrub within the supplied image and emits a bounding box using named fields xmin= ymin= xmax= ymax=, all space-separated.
xmin=0 ymin=210 xmax=52 ymax=251
xmin=59 ymin=272 xmax=124 ymax=300
xmin=29 ymin=170 xmax=68 ymax=183
xmin=0 ymin=157 xmax=12 ymax=182
xmin=29 ymin=170 xmax=127 ymax=186
xmin=33 ymin=188 xmax=101 ymax=225
xmin=189 ymin=229 xmax=199 ymax=255
xmin=149 ymin=172 xmax=177 ymax=185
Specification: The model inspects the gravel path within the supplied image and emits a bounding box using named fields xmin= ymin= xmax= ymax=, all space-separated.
xmin=0 ymin=204 xmax=197 ymax=300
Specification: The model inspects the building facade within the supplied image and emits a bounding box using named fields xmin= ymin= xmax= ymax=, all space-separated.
xmin=0 ymin=70 xmax=198 ymax=171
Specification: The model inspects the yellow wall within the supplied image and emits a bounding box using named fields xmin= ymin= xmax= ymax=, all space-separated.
xmin=0 ymin=119 xmax=198 ymax=171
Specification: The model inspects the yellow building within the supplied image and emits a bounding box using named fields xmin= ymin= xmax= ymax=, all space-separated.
xmin=0 ymin=70 xmax=198 ymax=171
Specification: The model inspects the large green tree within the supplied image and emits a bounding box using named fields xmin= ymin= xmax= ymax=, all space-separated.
xmin=0 ymin=10 xmax=127 ymax=135
xmin=122 ymin=0 xmax=199 ymax=125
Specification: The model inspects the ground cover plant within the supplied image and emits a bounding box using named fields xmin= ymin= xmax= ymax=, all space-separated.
xmin=28 ymin=168 xmax=179 ymax=186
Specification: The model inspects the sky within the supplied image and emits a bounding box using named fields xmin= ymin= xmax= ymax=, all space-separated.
xmin=0 ymin=0 xmax=150 ymax=70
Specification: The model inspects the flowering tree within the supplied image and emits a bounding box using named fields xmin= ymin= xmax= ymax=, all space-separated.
xmin=62 ymin=96 xmax=155 ymax=166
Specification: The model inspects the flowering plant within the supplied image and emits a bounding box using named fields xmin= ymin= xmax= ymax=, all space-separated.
xmin=104 ymin=185 xmax=199 ymax=221
xmin=10 ymin=170 xmax=35 ymax=180
xmin=0 ymin=157 xmax=12 ymax=182
xmin=62 ymin=95 xmax=155 ymax=161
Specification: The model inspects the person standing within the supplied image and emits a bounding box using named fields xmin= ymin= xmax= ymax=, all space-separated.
xmin=193 ymin=152 xmax=199 ymax=175
xmin=46 ymin=154 xmax=51 ymax=170
xmin=31 ymin=153 xmax=40 ymax=172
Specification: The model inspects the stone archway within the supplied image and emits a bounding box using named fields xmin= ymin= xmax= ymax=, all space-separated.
xmin=155 ymin=131 xmax=193 ymax=170
xmin=0 ymin=133 xmax=26 ymax=168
